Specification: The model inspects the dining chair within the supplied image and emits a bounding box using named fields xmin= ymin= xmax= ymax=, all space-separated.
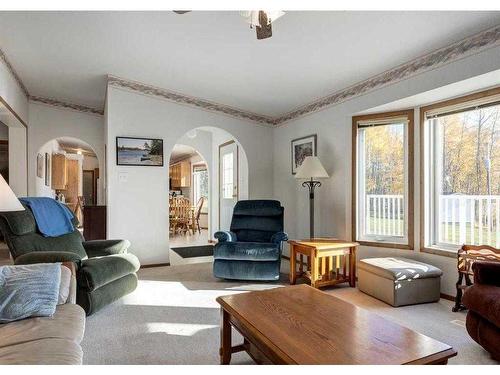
xmin=170 ymin=196 xmax=192 ymax=235
xmin=192 ymin=197 xmax=205 ymax=234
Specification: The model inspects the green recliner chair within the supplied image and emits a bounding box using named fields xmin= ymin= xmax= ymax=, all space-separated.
xmin=0 ymin=203 xmax=140 ymax=315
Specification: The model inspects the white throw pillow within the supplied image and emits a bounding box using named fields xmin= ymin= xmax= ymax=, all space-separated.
xmin=58 ymin=265 xmax=71 ymax=305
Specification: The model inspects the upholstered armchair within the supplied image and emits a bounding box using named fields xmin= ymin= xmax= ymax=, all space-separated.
xmin=462 ymin=261 xmax=500 ymax=360
xmin=213 ymin=200 xmax=287 ymax=281
xmin=0 ymin=203 xmax=140 ymax=315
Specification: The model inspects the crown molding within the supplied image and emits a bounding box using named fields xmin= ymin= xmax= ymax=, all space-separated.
xmin=107 ymin=75 xmax=275 ymax=126
xmin=0 ymin=47 xmax=29 ymax=97
xmin=29 ymin=96 xmax=104 ymax=116
xmin=272 ymin=25 xmax=500 ymax=125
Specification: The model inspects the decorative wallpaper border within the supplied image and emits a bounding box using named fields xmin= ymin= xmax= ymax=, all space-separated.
xmin=2 ymin=24 xmax=500 ymax=125
xmin=107 ymin=75 xmax=275 ymax=126
xmin=0 ymin=47 xmax=29 ymax=97
xmin=272 ymin=25 xmax=500 ymax=125
xmin=29 ymin=96 xmax=104 ymax=115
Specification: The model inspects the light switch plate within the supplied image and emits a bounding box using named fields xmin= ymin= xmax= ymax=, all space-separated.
xmin=118 ymin=172 xmax=128 ymax=183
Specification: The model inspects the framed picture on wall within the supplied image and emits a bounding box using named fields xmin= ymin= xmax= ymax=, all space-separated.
xmin=116 ymin=136 xmax=164 ymax=166
xmin=36 ymin=153 xmax=43 ymax=178
xmin=45 ymin=153 xmax=50 ymax=186
xmin=291 ymin=134 xmax=317 ymax=174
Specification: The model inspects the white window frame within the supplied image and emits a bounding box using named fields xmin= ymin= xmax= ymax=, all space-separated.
xmin=352 ymin=110 xmax=414 ymax=250
xmin=421 ymin=89 xmax=500 ymax=256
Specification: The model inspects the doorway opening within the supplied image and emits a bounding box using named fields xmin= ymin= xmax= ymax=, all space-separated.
xmin=36 ymin=137 xmax=104 ymax=239
xmin=169 ymin=144 xmax=209 ymax=248
xmin=167 ymin=127 xmax=249 ymax=265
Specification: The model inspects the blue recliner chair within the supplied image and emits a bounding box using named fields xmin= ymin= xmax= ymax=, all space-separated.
xmin=213 ymin=200 xmax=288 ymax=281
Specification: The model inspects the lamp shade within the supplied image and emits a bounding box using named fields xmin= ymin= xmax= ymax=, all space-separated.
xmin=0 ymin=174 xmax=24 ymax=211
xmin=295 ymin=156 xmax=329 ymax=179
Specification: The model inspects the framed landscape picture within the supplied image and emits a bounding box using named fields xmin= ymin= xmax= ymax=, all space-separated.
xmin=36 ymin=153 xmax=43 ymax=178
xmin=44 ymin=153 xmax=51 ymax=186
xmin=291 ymin=134 xmax=317 ymax=174
xmin=116 ymin=136 xmax=164 ymax=166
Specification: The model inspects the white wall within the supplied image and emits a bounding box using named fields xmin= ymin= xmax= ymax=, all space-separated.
xmin=0 ymin=55 xmax=29 ymax=197
xmin=106 ymin=86 xmax=273 ymax=265
xmin=83 ymin=155 xmax=99 ymax=170
xmin=210 ymin=127 xmax=249 ymax=235
xmin=35 ymin=139 xmax=62 ymax=198
xmin=0 ymin=58 xmax=28 ymax=124
xmin=273 ymin=45 xmax=500 ymax=297
xmin=9 ymin=126 xmax=27 ymax=196
xmin=28 ymin=102 xmax=105 ymax=204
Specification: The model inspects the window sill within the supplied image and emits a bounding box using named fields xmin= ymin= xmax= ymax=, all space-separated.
xmin=357 ymin=241 xmax=413 ymax=250
xmin=420 ymin=247 xmax=458 ymax=258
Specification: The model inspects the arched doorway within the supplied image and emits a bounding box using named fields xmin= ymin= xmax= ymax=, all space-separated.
xmin=169 ymin=144 xmax=209 ymax=247
xmin=35 ymin=137 xmax=102 ymax=234
xmin=168 ymin=127 xmax=249 ymax=265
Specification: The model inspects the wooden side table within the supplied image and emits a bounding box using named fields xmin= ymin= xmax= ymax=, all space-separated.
xmin=288 ymin=238 xmax=359 ymax=288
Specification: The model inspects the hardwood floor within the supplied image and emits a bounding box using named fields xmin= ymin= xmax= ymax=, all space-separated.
xmin=169 ymin=229 xmax=210 ymax=248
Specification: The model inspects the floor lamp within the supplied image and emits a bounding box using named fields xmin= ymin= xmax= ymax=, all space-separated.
xmin=0 ymin=174 xmax=25 ymax=212
xmin=295 ymin=156 xmax=329 ymax=239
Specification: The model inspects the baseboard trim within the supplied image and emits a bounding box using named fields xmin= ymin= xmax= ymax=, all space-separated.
xmin=140 ymin=262 xmax=171 ymax=269
xmin=440 ymin=293 xmax=455 ymax=302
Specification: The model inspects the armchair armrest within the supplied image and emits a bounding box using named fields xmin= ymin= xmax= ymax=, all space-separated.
xmin=82 ymin=239 xmax=131 ymax=258
xmin=14 ymin=251 xmax=82 ymax=265
xmin=473 ymin=261 xmax=500 ymax=287
xmin=62 ymin=262 xmax=77 ymax=304
xmin=214 ymin=231 xmax=237 ymax=243
xmin=271 ymin=231 xmax=288 ymax=244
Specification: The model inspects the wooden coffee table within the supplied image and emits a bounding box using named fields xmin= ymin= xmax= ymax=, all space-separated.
xmin=288 ymin=238 xmax=358 ymax=288
xmin=216 ymin=285 xmax=457 ymax=365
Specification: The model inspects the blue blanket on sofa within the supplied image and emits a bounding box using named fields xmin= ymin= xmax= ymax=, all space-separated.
xmin=19 ymin=197 xmax=75 ymax=237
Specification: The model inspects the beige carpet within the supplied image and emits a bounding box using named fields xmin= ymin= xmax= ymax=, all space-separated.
xmin=80 ymin=261 xmax=498 ymax=365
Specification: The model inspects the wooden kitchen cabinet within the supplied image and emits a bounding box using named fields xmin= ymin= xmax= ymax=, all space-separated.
xmin=169 ymin=160 xmax=191 ymax=188
xmin=51 ymin=153 xmax=67 ymax=190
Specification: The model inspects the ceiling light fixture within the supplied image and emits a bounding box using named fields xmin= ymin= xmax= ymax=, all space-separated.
xmin=173 ymin=10 xmax=285 ymax=40
xmin=240 ymin=11 xmax=285 ymax=40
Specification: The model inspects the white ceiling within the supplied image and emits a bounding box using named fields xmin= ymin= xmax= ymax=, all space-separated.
xmin=0 ymin=11 xmax=499 ymax=117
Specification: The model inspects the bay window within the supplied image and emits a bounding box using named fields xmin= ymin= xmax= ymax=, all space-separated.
xmin=421 ymin=90 xmax=500 ymax=254
xmin=352 ymin=110 xmax=414 ymax=249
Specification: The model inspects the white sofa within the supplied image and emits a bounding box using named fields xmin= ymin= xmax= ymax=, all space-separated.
xmin=0 ymin=263 xmax=86 ymax=364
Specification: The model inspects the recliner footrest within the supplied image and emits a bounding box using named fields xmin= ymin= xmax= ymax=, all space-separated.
xmin=78 ymin=253 xmax=140 ymax=292
xmin=214 ymin=242 xmax=280 ymax=261
xmin=77 ymin=273 xmax=138 ymax=315
xmin=213 ymin=259 xmax=280 ymax=281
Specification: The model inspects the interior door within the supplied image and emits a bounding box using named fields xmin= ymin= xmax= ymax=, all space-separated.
xmin=219 ymin=141 xmax=238 ymax=230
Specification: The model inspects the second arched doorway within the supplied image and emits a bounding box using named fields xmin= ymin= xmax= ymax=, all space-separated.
xmin=35 ymin=136 xmax=102 ymax=236
xmin=168 ymin=126 xmax=249 ymax=264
